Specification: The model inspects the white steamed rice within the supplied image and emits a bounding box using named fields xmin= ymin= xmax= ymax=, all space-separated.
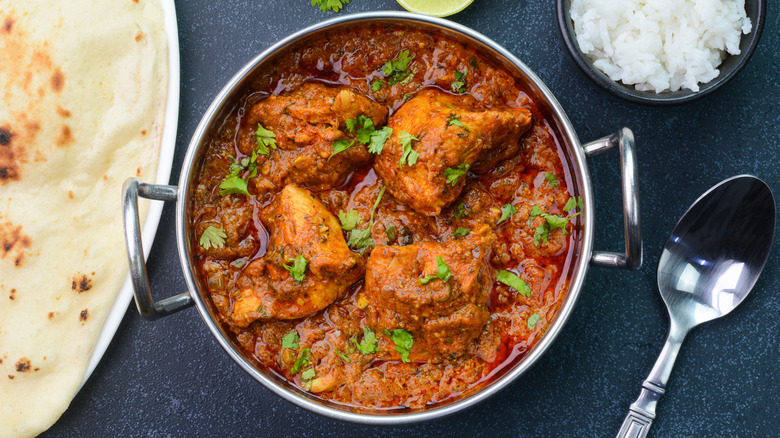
xmin=570 ymin=0 xmax=752 ymax=93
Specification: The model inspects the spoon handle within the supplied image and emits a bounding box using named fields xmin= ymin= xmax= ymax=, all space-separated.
xmin=616 ymin=328 xmax=686 ymax=438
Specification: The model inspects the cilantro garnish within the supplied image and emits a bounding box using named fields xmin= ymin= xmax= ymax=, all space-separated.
xmin=563 ymin=196 xmax=583 ymax=213
xmin=329 ymin=139 xmax=354 ymax=159
xmin=282 ymin=330 xmax=299 ymax=350
xmin=255 ymin=123 xmax=277 ymax=155
xmin=351 ymin=326 xmax=378 ymax=355
xmin=497 ymin=203 xmax=517 ymax=224
xmin=529 ymin=205 xmax=543 ymax=217
xmin=335 ymin=350 xmax=351 ymax=363
xmin=545 ymin=172 xmax=559 ymax=187
xmin=338 ymin=209 xmax=361 ymax=231
xmin=444 ymin=163 xmax=470 ymax=186
xmin=533 ymin=211 xmax=581 ymax=246
xmin=399 ymin=131 xmax=419 ymax=166
xmin=497 ymin=270 xmax=532 ymax=297
xmin=199 ymin=226 xmax=226 ymax=250
xmin=218 ymin=174 xmax=250 ymax=196
xmin=527 ymin=313 xmax=540 ymax=330
xmin=369 ymin=127 xmax=392 ymax=154
xmin=291 ymin=348 xmax=311 ymax=374
xmin=419 ymin=255 xmax=452 ymax=285
xmin=447 ymin=114 xmax=469 ymax=131
xmin=382 ymin=50 xmax=414 ymax=85
xmin=345 ymin=114 xmax=392 ymax=154
xmin=345 ymin=187 xmax=385 ymax=252
xmin=452 ymin=227 xmax=470 ymax=237
xmin=283 ymin=254 xmax=308 ymax=282
xmin=300 ymin=368 xmax=316 ymax=390
xmin=450 ymin=67 xmax=467 ymax=93
xmin=347 ymin=228 xmax=373 ymax=251
xmin=384 ymin=329 xmax=414 ymax=363
xmin=310 ymin=0 xmax=349 ymax=13
xmin=453 ymin=202 xmax=470 ymax=219
xmin=371 ymin=79 xmax=383 ymax=91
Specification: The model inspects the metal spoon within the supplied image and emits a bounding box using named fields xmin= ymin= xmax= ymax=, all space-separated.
xmin=617 ymin=175 xmax=776 ymax=438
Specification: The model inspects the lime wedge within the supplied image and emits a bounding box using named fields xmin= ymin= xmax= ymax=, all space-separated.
xmin=396 ymin=0 xmax=475 ymax=17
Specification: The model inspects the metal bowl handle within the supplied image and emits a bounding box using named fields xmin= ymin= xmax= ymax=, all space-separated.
xmin=584 ymin=128 xmax=643 ymax=270
xmin=122 ymin=178 xmax=193 ymax=320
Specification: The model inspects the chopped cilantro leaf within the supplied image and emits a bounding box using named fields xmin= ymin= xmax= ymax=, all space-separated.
xmin=452 ymin=227 xmax=470 ymax=237
xmin=382 ymin=49 xmax=414 ymax=85
xmin=454 ymin=202 xmax=470 ymax=219
xmin=346 ymin=187 xmax=385 ymax=252
xmin=545 ymin=212 xmax=581 ymax=232
xmin=447 ymin=114 xmax=469 ymax=131
xmin=529 ymin=205 xmax=543 ymax=217
xmin=399 ymin=131 xmax=419 ymax=166
xmin=368 ymin=126 xmax=392 ymax=155
xmin=545 ymin=172 xmax=559 ymax=187
xmin=291 ymin=348 xmax=311 ymax=374
xmin=338 ymin=209 xmax=361 ymax=231
xmin=347 ymin=227 xmax=373 ymax=250
xmin=335 ymin=350 xmax=351 ymax=363
xmin=450 ymin=67 xmax=467 ymax=93
xmin=282 ymin=330 xmax=299 ymax=350
xmin=351 ymin=326 xmax=378 ymax=355
xmin=255 ymin=123 xmax=277 ymax=155
xmin=300 ymin=368 xmax=316 ymax=390
xmin=329 ymin=139 xmax=354 ymax=159
xmin=310 ymin=0 xmax=349 ymax=13
xmin=345 ymin=114 xmax=375 ymax=144
xmin=384 ymin=329 xmax=414 ymax=363
xmin=199 ymin=226 xmax=226 ymax=250
xmin=497 ymin=203 xmax=517 ymax=224
xmin=497 ymin=270 xmax=533 ymax=297
xmin=527 ymin=313 xmax=540 ymax=330
xmin=533 ymin=224 xmax=549 ymax=246
xmin=283 ymin=255 xmax=308 ymax=282
xmin=563 ymin=196 xmax=582 ymax=212
xmin=219 ymin=174 xmax=250 ymax=196
xmin=444 ymin=163 xmax=470 ymax=186
xmin=371 ymin=79 xmax=383 ymax=91
xmin=419 ymin=256 xmax=452 ymax=285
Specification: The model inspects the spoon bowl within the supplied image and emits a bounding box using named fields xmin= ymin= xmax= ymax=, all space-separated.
xmin=617 ymin=175 xmax=776 ymax=438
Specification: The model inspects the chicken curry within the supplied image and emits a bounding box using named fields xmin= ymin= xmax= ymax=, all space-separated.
xmin=190 ymin=24 xmax=581 ymax=410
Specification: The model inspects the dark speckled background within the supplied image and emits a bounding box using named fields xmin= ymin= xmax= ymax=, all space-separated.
xmin=44 ymin=1 xmax=779 ymax=436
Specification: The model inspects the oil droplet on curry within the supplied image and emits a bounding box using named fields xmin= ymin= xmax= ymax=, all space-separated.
xmin=190 ymin=24 xmax=581 ymax=410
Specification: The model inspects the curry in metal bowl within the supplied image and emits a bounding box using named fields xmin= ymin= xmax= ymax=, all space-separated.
xmin=189 ymin=22 xmax=584 ymax=410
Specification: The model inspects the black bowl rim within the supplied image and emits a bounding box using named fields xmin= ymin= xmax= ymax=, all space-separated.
xmin=555 ymin=0 xmax=767 ymax=106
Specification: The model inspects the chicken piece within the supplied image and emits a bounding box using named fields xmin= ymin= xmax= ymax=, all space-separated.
xmin=243 ymin=83 xmax=388 ymax=193
xmin=230 ymin=185 xmax=365 ymax=327
xmin=374 ymin=89 xmax=532 ymax=216
xmin=363 ymin=225 xmax=495 ymax=360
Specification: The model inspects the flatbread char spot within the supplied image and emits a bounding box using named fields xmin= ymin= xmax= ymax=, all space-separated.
xmin=50 ymin=68 xmax=64 ymax=92
xmin=71 ymin=273 xmax=93 ymax=293
xmin=79 ymin=309 xmax=88 ymax=322
xmin=0 ymin=127 xmax=21 ymax=182
xmin=15 ymin=358 xmax=30 ymax=372
xmin=1 ymin=221 xmax=31 ymax=266
xmin=3 ymin=17 xmax=12 ymax=33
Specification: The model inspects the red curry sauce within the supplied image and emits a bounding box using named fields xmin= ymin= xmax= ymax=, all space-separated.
xmin=189 ymin=24 xmax=580 ymax=410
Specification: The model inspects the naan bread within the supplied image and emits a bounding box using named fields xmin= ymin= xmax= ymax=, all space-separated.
xmin=0 ymin=1 xmax=168 ymax=436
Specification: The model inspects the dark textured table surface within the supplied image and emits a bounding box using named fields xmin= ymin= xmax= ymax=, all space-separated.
xmin=45 ymin=1 xmax=779 ymax=436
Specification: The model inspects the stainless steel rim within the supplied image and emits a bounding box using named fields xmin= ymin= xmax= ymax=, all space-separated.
xmin=174 ymin=11 xmax=594 ymax=425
